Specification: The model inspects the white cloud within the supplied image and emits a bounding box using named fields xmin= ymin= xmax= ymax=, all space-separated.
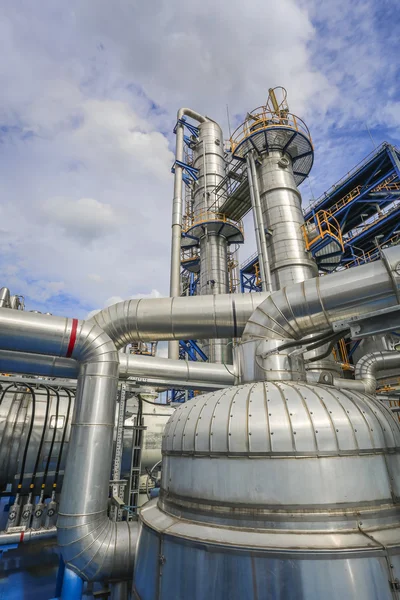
xmin=0 ymin=0 xmax=396 ymax=318
xmin=41 ymin=196 xmax=119 ymax=241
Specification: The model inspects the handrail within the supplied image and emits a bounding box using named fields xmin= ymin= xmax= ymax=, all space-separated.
xmin=230 ymin=106 xmax=312 ymax=156
xmin=303 ymin=211 xmax=344 ymax=252
xmin=344 ymin=199 xmax=400 ymax=243
xmin=343 ymin=232 xmax=400 ymax=269
xmin=323 ymin=173 xmax=400 ymax=218
xmin=183 ymin=211 xmax=243 ymax=234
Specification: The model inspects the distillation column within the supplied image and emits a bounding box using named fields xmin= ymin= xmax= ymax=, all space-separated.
xmin=232 ymin=88 xmax=338 ymax=377
xmin=184 ymin=119 xmax=243 ymax=363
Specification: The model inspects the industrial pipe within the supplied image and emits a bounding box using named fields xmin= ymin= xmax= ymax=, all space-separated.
xmin=90 ymin=292 xmax=267 ymax=348
xmin=0 ymin=310 xmax=138 ymax=582
xmin=334 ymin=350 xmax=400 ymax=394
xmin=240 ymin=246 xmax=400 ymax=382
xmin=246 ymin=152 xmax=272 ymax=292
xmin=0 ymin=526 xmax=57 ymax=545
xmin=0 ymin=349 xmax=235 ymax=388
xmin=169 ymin=107 xmax=208 ymax=360
xmin=243 ymin=247 xmax=400 ymax=342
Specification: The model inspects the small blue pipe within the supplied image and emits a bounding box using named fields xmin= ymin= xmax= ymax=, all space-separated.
xmin=61 ymin=567 xmax=83 ymax=600
xmin=55 ymin=556 xmax=65 ymax=598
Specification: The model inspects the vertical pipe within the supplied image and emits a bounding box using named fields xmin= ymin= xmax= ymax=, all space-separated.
xmin=246 ymin=154 xmax=272 ymax=292
xmin=61 ymin=568 xmax=83 ymax=600
xmin=168 ymin=121 xmax=185 ymax=359
xmin=55 ymin=556 xmax=66 ymax=598
xmin=110 ymin=581 xmax=129 ymax=600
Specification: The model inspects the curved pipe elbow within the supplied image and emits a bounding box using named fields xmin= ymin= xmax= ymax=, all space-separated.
xmin=177 ymin=108 xmax=207 ymax=123
xmin=57 ymin=516 xmax=139 ymax=581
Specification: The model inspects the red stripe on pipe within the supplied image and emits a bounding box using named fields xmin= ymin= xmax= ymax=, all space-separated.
xmin=20 ymin=531 xmax=25 ymax=543
xmin=66 ymin=318 xmax=78 ymax=358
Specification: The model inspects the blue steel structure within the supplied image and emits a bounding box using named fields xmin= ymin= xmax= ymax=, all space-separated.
xmin=304 ymin=142 xmax=400 ymax=266
xmin=240 ymin=141 xmax=400 ymax=290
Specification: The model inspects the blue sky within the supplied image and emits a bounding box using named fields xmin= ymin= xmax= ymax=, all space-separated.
xmin=0 ymin=0 xmax=399 ymax=319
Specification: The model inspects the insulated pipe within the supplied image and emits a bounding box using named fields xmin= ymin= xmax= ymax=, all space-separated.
xmin=169 ymin=108 xmax=208 ymax=360
xmin=0 ymin=310 xmax=138 ymax=582
xmin=243 ymin=247 xmax=400 ymax=343
xmin=247 ymin=152 xmax=272 ymax=292
xmin=0 ymin=526 xmax=57 ymax=545
xmin=89 ymin=292 xmax=268 ymax=348
xmin=334 ymin=351 xmax=400 ymax=394
xmin=0 ymin=349 xmax=235 ymax=388
xmin=240 ymin=247 xmax=400 ymax=382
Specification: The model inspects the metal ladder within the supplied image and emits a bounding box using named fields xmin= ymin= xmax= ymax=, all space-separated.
xmin=126 ymin=402 xmax=146 ymax=519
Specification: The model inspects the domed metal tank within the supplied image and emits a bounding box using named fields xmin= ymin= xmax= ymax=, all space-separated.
xmin=134 ymin=381 xmax=400 ymax=600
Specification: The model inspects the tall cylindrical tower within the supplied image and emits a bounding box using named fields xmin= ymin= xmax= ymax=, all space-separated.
xmin=182 ymin=120 xmax=244 ymax=363
xmin=231 ymin=88 xmax=317 ymax=291
xmin=232 ymin=89 xmax=339 ymax=378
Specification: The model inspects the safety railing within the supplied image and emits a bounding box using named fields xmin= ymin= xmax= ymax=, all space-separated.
xmin=230 ymin=107 xmax=312 ymax=155
xmin=343 ymin=231 xmax=400 ymax=269
xmin=344 ymin=199 xmax=400 ymax=243
xmin=303 ymin=211 xmax=344 ymax=253
xmin=306 ymin=142 xmax=389 ymax=212
xmin=240 ymin=251 xmax=258 ymax=271
xmin=183 ymin=211 xmax=244 ymax=235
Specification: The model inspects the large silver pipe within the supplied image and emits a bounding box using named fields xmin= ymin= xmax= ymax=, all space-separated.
xmin=0 ymin=287 xmax=11 ymax=308
xmin=243 ymin=247 xmax=400 ymax=342
xmin=0 ymin=349 xmax=235 ymax=388
xmin=0 ymin=309 xmax=138 ymax=582
xmin=247 ymin=152 xmax=272 ymax=292
xmin=90 ymin=292 xmax=267 ymax=348
xmin=169 ymin=108 xmax=207 ymax=360
xmin=240 ymin=247 xmax=400 ymax=382
xmin=334 ymin=350 xmax=400 ymax=394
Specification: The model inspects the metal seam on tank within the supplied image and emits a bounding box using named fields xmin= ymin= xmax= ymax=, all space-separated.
xmin=167 ymin=408 xmax=182 ymax=452
xmin=263 ymin=382 xmax=272 ymax=451
xmin=181 ymin=397 xmax=200 ymax=452
xmin=246 ymin=385 xmax=252 ymax=453
xmin=227 ymin=386 xmax=242 ymax=454
xmin=301 ymin=382 xmax=340 ymax=452
xmin=353 ymin=391 xmax=400 ymax=447
xmin=286 ymin=382 xmax=319 ymax=452
xmin=209 ymin=391 xmax=222 ymax=453
xmin=338 ymin=389 xmax=377 ymax=449
xmin=315 ymin=385 xmax=350 ymax=448
xmin=323 ymin=386 xmax=360 ymax=450
xmin=209 ymin=388 xmax=230 ymax=454
xmin=349 ymin=392 xmax=400 ymax=503
xmin=273 ymin=382 xmax=296 ymax=452
xmin=194 ymin=395 xmax=212 ymax=453
xmin=362 ymin=392 xmax=400 ymax=440
xmin=350 ymin=391 xmax=392 ymax=448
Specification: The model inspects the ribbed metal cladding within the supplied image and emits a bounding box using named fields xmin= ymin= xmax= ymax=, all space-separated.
xmin=135 ymin=380 xmax=400 ymax=600
xmin=192 ymin=120 xmax=231 ymax=363
xmin=256 ymin=150 xmax=317 ymax=291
